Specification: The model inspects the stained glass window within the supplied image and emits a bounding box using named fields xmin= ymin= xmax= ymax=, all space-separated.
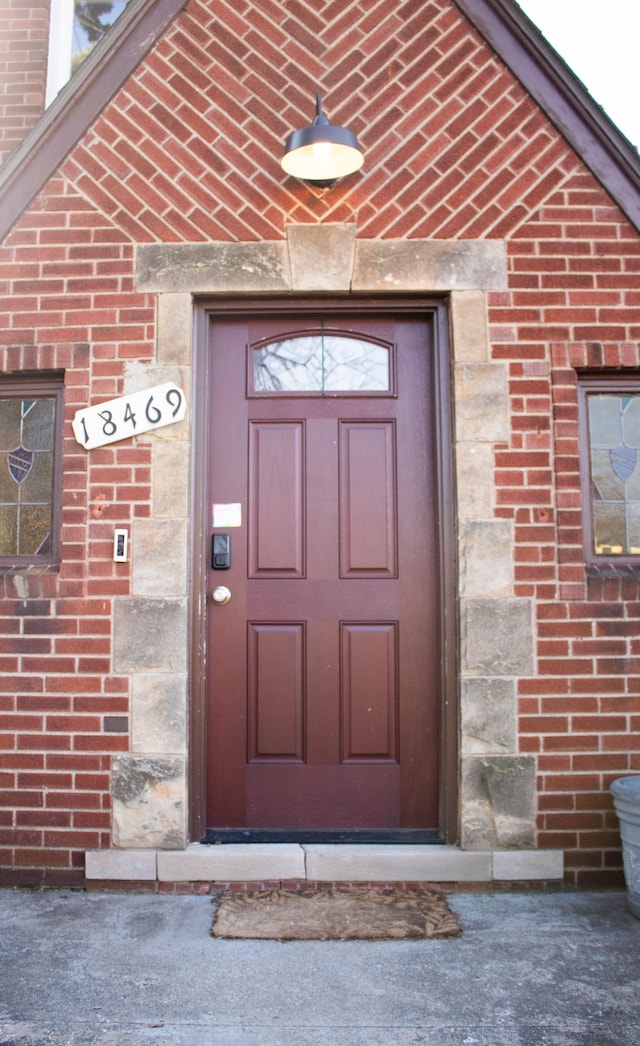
xmin=585 ymin=391 xmax=640 ymax=557
xmin=0 ymin=384 xmax=62 ymax=563
xmin=251 ymin=333 xmax=393 ymax=395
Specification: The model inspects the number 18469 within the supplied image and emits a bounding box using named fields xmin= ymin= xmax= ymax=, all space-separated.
xmin=72 ymin=383 xmax=187 ymax=450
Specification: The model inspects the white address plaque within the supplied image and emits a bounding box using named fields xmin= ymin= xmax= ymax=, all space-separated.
xmin=72 ymin=383 xmax=187 ymax=450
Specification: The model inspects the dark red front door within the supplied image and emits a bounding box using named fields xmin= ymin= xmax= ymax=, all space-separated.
xmin=206 ymin=311 xmax=440 ymax=834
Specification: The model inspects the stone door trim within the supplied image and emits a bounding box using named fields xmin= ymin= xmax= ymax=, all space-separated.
xmin=108 ymin=226 xmax=537 ymax=856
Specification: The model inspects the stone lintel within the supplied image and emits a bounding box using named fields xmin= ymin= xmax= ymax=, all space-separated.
xmin=135 ymin=237 xmax=508 ymax=296
xmin=352 ymin=239 xmax=508 ymax=291
xmin=136 ymin=242 xmax=290 ymax=294
xmin=287 ymin=223 xmax=356 ymax=291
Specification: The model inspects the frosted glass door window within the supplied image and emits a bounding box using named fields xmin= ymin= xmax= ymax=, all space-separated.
xmin=252 ymin=334 xmax=392 ymax=394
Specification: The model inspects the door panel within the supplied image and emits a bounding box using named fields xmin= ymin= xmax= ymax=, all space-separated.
xmin=340 ymin=622 xmax=398 ymax=762
xmin=247 ymin=622 xmax=305 ymax=762
xmin=206 ymin=313 xmax=440 ymax=833
xmin=339 ymin=421 xmax=397 ymax=576
xmin=248 ymin=421 xmax=305 ymax=577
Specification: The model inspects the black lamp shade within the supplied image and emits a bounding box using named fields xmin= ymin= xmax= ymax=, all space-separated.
xmin=281 ymin=94 xmax=364 ymax=187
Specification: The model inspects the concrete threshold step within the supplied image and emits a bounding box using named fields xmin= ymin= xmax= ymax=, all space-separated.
xmin=86 ymin=844 xmax=564 ymax=884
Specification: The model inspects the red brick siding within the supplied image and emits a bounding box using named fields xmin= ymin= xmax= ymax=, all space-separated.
xmin=1 ymin=0 xmax=639 ymax=884
xmin=58 ymin=0 xmax=578 ymax=243
xmin=0 ymin=0 xmax=49 ymax=163
xmin=0 ymin=189 xmax=153 ymax=885
xmin=491 ymin=173 xmax=640 ymax=887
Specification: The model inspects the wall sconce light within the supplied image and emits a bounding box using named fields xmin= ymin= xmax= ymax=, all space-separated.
xmin=281 ymin=93 xmax=364 ymax=188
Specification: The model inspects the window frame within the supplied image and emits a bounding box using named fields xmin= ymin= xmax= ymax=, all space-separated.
xmin=0 ymin=375 xmax=64 ymax=570
xmin=45 ymin=0 xmax=75 ymax=105
xmin=46 ymin=0 xmax=132 ymax=105
xmin=578 ymin=373 xmax=640 ymax=568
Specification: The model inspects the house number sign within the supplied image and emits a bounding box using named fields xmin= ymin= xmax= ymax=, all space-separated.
xmin=72 ymin=383 xmax=187 ymax=450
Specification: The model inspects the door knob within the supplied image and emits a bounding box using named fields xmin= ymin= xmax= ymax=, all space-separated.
xmin=212 ymin=585 xmax=232 ymax=605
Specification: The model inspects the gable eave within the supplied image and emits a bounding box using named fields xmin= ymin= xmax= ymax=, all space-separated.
xmin=455 ymin=0 xmax=640 ymax=233
xmin=0 ymin=0 xmax=188 ymax=243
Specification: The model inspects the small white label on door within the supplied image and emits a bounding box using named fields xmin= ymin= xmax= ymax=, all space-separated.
xmin=213 ymin=502 xmax=242 ymax=527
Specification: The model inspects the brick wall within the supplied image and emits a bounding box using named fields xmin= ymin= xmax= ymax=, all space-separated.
xmin=0 ymin=0 xmax=50 ymax=164
xmin=0 ymin=184 xmax=154 ymax=884
xmin=1 ymin=0 xmax=639 ymax=885
xmin=490 ymin=173 xmax=640 ymax=885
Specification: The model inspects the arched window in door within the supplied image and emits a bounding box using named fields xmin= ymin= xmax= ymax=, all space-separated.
xmin=249 ymin=330 xmax=395 ymax=396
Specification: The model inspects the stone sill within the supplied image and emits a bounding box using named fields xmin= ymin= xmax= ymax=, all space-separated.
xmin=85 ymin=844 xmax=564 ymax=885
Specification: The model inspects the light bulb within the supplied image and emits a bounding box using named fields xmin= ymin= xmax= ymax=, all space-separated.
xmin=312 ymin=141 xmax=333 ymax=159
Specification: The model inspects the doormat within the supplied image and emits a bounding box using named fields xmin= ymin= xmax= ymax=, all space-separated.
xmin=211 ymin=887 xmax=462 ymax=941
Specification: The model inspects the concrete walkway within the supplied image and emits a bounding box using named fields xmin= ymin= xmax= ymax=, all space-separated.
xmin=0 ymin=887 xmax=638 ymax=1045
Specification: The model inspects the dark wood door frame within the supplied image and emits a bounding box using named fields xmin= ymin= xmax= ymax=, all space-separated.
xmin=188 ymin=297 xmax=458 ymax=845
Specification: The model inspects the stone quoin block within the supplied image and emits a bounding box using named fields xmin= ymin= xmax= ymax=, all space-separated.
xmin=455 ymin=443 xmax=496 ymax=520
xmin=131 ymin=519 xmax=188 ymax=598
xmin=450 ymin=290 xmax=490 ymax=363
xmin=461 ymin=677 xmax=517 ymax=755
xmin=131 ymin=674 xmax=187 ymax=755
xmin=459 ymin=519 xmax=514 ymax=599
xmin=113 ymin=598 xmax=188 ymax=673
xmin=153 ymin=441 xmax=190 ymax=519
xmin=111 ymin=755 xmax=186 ymax=849
xmin=461 ymin=755 xmax=537 ymax=849
xmin=454 ymin=363 xmax=510 ymax=443
xmin=462 ymin=598 xmax=534 ymax=676
xmin=156 ymin=292 xmax=193 ymax=366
